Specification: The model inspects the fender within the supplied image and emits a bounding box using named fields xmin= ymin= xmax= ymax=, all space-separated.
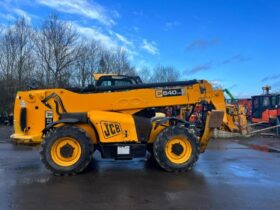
xmin=152 ymin=117 xmax=190 ymax=130
xmin=42 ymin=112 xmax=88 ymax=134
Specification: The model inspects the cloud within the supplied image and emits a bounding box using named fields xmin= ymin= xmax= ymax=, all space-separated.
xmin=132 ymin=10 xmax=143 ymax=16
xmin=186 ymin=62 xmax=212 ymax=75
xmin=73 ymin=24 xmax=118 ymax=49
xmin=132 ymin=26 xmax=139 ymax=32
xmin=165 ymin=21 xmax=180 ymax=29
xmin=36 ymin=0 xmax=116 ymax=26
xmin=13 ymin=8 xmax=32 ymax=23
xmin=210 ymin=80 xmax=224 ymax=89
xmin=111 ymin=10 xmax=120 ymax=19
xmin=186 ymin=38 xmax=220 ymax=51
xmin=221 ymin=54 xmax=250 ymax=65
xmin=73 ymin=23 xmax=137 ymax=60
xmin=0 ymin=1 xmax=32 ymax=23
xmin=262 ymin=73 xmax=280 ymax=82
xmin=0 ymin=12 xmax=16 ymax=21
xmin=114 ymin=33 xmax=133 ymax=46
xmin=141 ymin=39 xmax=159 ymax=55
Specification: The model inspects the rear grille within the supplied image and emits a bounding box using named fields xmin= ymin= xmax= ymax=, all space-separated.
xmin=20 ymin=108 xmax=27 ymax=132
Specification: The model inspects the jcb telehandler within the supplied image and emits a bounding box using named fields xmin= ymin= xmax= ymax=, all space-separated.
xmin=11 ymin=79 xmax=225 ymax=175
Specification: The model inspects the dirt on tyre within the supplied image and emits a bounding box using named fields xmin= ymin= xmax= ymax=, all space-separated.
xmin=153 ymin=126 xmax=199 ymax=172
xmin=40 ymin=126 xmax=94 ymax=176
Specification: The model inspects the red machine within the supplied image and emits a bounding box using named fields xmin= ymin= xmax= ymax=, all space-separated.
xmin=251 ymin=86 xmax=280 ymax=124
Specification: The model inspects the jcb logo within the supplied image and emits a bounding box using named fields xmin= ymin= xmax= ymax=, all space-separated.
xmin=101 ymin=121 xmax=122 ymax=138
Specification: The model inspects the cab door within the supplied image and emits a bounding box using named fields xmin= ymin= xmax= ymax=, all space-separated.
xmin=252 ymin=96 xmax=262 ymax=122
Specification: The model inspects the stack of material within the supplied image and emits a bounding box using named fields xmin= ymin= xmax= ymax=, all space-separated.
xmin=213 ymin=128 xmax=244 ymax=138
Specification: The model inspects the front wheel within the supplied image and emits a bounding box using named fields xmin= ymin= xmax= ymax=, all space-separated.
xmin=40 ymin=126 xmax=94 ymax=175
xmin=153 ymin=126 xmax=199 ymax=172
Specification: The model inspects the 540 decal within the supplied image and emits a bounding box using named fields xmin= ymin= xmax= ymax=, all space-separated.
xmin=156 ymin=88 xmax=184 ymax=98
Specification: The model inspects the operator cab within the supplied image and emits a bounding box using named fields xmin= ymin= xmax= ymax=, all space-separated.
xmin=93 ymin=74 xmax=142 ymax=87
xmin=71 ymin=74 xmax=143 ymax=93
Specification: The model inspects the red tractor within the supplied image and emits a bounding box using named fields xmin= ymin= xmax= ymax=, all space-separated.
xmin=251 ymin=86 xmax=280 ymax=125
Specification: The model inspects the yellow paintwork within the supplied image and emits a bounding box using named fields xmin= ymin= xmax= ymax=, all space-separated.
xmin=11 ymin=80 xmax=225 ymax=148
xmin=199 ymin=110 xmax=224 ymax=152
xmin=237 ymin=105 xmax=248 ymax=135
xmin=10 ymin=133 xmax=42 ymax=144
xmin=51 ymin=137 xmax=82 ymax=167
xmin=222 ymin=104 xmax=248 ymax=133
xmin=165 ymin=137 xmax=192 ymax=164
xmin=87 ymin=111 xmax=138 ymax=143
xmin=148 ymin=120 xmax=169 ymax=143
xmin=199 ymin=112 xmax=213 ymax=153
xmin=93 ymin=73 xmax=117 ymax=81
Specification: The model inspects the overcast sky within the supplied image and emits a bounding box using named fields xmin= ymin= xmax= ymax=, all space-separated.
xmin=0 ymin=0 xmax=279 ymax=97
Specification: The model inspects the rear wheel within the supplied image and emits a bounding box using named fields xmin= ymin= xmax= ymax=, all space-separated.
xmin=40 ymin=126 xmax=94 ymax=175
xmin=153 ymin=126 xmax=199 ymax=172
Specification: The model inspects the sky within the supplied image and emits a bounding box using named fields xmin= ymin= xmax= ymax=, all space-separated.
xmin=0 ymin=0 xmax=279 ymax=97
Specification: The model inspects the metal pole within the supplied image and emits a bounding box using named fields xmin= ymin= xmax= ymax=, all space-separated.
xmin=246 ymin=121 xmax=266 ymax=128
xmin=249 ymin=124 xmax=280 ymax=135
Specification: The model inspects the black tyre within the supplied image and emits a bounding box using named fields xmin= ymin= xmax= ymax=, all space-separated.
xmin=153 ymin=126 xmax=199 ymax=172
xmin=40 ymin=126 xmax=94 ymax=176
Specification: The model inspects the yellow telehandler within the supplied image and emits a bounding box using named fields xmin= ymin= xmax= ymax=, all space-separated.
xmin=11 ymin=78 xmax=225 ymax=175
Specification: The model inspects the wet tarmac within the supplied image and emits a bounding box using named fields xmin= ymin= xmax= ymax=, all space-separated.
xmin=1 ymin=126 xmax=280 ymax=210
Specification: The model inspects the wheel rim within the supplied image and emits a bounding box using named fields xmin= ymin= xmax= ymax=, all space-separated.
xmin=165 ymin=136 xmax=192 ymax=164
xmin=51 ymin=137 xmax=82 ymax=167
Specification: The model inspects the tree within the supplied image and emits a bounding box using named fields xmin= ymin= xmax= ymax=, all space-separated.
xmin=137 ymin=66 xmax=153 ymax=83
xmin=150 ymin=65 xmax=180 ymax=82
xmin=98 ymin=47 xmax=135 ymax=76
xmin=74 ymin=40 xmax=102 ymax=87
xmin=33 ymin=15 xmax=79 ymax=88
xmin=0 ymin=18 xmax=34 ymax=112
xmin=14 ymin=18 xmax=35 ymax=89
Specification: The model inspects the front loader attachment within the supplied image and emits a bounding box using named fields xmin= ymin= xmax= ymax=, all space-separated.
xmin=199 ymin=110 xmax=224 ymax=152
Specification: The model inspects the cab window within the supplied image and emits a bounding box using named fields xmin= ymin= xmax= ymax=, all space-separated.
xmin=253 ymin=97 xmax=259 ymax=108
xmin=100 ymin=80 xmax=112 ymax=87
xmin=262 ymin=96 xmax=270 ymax=108
xmin=271 ymin=96 xmax=277 ymax=107
xmin=114 ymin=80 xmax=133 ymax=86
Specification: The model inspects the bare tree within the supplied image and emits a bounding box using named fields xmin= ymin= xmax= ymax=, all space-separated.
xmin=33 ymin=15 xmax=79 ymax=88
xmin=14 ymin=18 xmax=35 ymax=89
xmin=74 ymin=40 xmax=102 ymax=87
xmin=0 ymin=18 xmax=34 ymax=112
xmin=98 ymin=49 xmax=113 ymax=74
xmin=112 ymin=48 xmax=135 ymax=76
xmin=150 ymin=65 xmax=180 ymax=82
xmin=99 ymin=47 xmax=135 ymax=76
xmin=138 ymin=66 xmax=153 ymax=83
